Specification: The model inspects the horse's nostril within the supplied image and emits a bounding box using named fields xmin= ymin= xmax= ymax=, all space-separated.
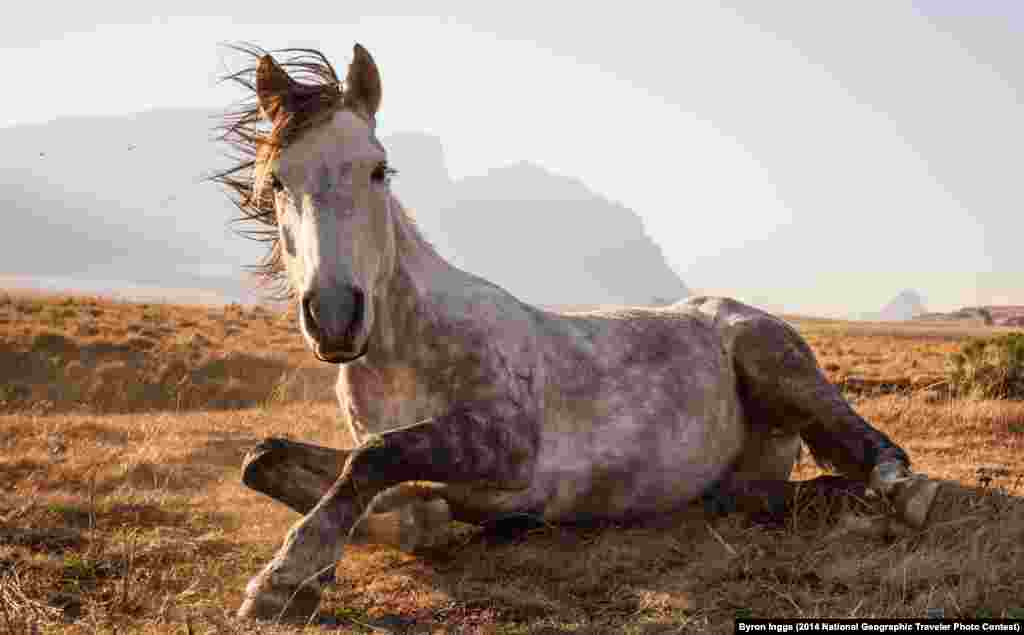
xmin=348 ymin=287 xmax=365 ymax=339
xmin=302 ymin=292 xmax=320 ymax=339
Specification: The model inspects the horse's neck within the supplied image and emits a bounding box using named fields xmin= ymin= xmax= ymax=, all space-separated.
xmin=388 ymin=195 xmax=455 ymax=292
xmin=365 ymin=195 xmax=500 ymax=365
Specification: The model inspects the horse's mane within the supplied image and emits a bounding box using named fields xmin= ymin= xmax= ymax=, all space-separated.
xmin=210 ymin=44 xmax=346 ymax=300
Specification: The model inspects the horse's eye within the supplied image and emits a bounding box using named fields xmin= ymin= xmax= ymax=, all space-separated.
xmin=371 ymin=162 xmax=395 ymax=184
xmin=270 ymin=173 xmax=284 ymax=192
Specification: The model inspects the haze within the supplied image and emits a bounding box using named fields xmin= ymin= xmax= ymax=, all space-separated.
xmin=5 ymin=1 xmax=1021 ymax=317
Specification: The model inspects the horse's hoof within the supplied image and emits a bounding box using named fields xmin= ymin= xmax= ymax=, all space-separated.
xmin=893 ymin=476 xmax=941 ymax=529
xmin=869 ymin=462 xmax=941 ymax=529
xmin=237 ymin=580 xmax=322 ymax=622
xmin=868 ymin=461 xmax=912 ymax=495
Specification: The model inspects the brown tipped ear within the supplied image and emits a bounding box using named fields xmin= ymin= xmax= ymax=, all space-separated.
xmin=344 ymin=43 xmax=382 ymax=118
xmin=256 ymin=54 xmax=295 ymax=122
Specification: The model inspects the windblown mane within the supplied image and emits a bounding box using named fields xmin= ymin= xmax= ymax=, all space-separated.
xmin=210 ymin=44 xmax=347 ymax=299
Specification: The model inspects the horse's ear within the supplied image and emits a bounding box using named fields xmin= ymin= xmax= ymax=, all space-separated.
xmin=344 ymin=44 xmax=382 ymax=118
xmin=256 ymin=54 xmax=294 ymax=122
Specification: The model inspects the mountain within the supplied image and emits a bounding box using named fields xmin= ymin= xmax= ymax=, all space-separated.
xmin=879 ymin=289 xmax=927 ymax=321
xmin=2 ymin=109 xmax=688 ymax=307
xmin=859 ymin=289 xmax=926 ymax=321
xmin=384 ymin=135 xmax=689 ymax=306
xmin=438 ymin=161 xmax=687 ymax=306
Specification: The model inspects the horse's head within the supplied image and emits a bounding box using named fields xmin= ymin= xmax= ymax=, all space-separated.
xmin=254 ymin=45 xmax=394 ymax=363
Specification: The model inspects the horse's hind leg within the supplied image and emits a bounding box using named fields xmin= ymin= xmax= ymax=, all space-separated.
xmin=690 ymin=297 xmax=940 ymax=528
xmin=700 ymin=429 xmax=866 ymax=523
xmin=704 ymin=471 xmax=870 ymax=523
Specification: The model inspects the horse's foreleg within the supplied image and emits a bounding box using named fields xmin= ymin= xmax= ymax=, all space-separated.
xmin=241 ymin=438 xmax=451 ymax=551
xmin=241 ymin=438 xmax=349 ymax=515
xmin=237 ymin=403 xmax=538 ymax=622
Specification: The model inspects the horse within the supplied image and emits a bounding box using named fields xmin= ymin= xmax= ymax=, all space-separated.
xmin=212 ymin=43 xmax=941 ymax=621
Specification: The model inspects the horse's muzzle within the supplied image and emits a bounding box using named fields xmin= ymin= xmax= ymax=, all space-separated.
xmin=301 ymin=285 xmax=366 ymax=363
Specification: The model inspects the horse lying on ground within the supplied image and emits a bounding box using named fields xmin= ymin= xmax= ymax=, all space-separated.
xmin=212 ymin=43 xmax=941 ymax=621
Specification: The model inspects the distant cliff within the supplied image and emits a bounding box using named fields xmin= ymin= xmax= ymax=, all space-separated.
xmin=880 ymin=289 xmax=927 ymax=321
xmin=860 ymin=289 xmax=926 ymax=321
xmin=388 ymin=134 xmax=689 ymax=306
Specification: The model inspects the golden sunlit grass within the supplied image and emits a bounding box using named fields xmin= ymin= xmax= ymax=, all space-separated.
xmin=1 ymin=292 xmax=1023 ymax=633
xmin=0 ymin=291 xmax=336 ymax=415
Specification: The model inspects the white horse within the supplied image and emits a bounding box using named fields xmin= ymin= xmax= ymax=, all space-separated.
xmin=213 ymin=44 xmax=940 ymax=621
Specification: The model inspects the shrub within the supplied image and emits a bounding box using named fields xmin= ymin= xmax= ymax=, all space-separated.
xmin=946 ymin=332 xmax=1024 ymax=399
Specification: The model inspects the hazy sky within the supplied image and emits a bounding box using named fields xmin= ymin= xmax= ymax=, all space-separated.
xmin=5 ymin=1 xmax=1022 ymax=316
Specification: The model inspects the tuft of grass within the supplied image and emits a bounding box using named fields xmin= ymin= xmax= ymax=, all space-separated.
xmin=62 ymin=552 xmax=103 ymax=582
xmin=946 ymin=332 xmax=1024 ymax=399
xmin=0 ymin=382 xmax=30 ymax=405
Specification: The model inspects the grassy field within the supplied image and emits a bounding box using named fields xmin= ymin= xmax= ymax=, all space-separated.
xmin=1 ymin=291 xmax=1022 ymax=634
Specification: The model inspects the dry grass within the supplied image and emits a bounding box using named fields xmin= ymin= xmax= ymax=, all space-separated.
xmin=0 ymin=290 xmax=335 ymax=415
xmin=1 ymin=291 xmax=1023 ymax=633
xmin=791 ymin=318 xmax=1024 ymax=398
